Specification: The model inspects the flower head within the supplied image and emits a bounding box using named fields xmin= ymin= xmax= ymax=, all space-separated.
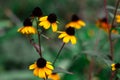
xmin=39 ymin=13 xmax=58 ymax=32
xmin=96 ymin=17 xmax=110 ymax=31
xmin=116 ymin=15 xmax=120 ymax=23
xmin=31 ymin=7 xmax=43 ymax=17
xmin=48 ymin=73 xmax=60 ymax=80
xmin=58 ymin=27 xmax=76 ymax=44
xmin=66 ymin=14 xmax=86 ymax=29
xmin=29 ymin=58 xmax=54 ymax=79
xmin=17 ymin=18 xmax=37 ymax=35
xmin=96 ymin=17 xmax=118 ymax=34
xmin=111 ymin=63 xmax=120 ymax=71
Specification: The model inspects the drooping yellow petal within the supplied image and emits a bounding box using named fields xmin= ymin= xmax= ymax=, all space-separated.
xmin=46 ymin=64 xmax=54 ymax=70
xmin=65 ymin=22 xmax=74 ymax=28
xmin=52 ymin=23 xmax=57 ymax=32
xmin=58 ymin=32 xmax=67 ymax=39
xmin=33 ymin=68 xmax=39 ymax=76
xmin=47 ymin=61 xmax=52 ymax=64
xmin=78 ymin=20 xmax=86 ymax=26
xmin=112 ymin=67 xmax=116 ymax=71
xmin=44 ymin=67 xmax=52 ymax=75
xmin=39 ymin=21 xmax=50 ymax=29
xmin=70 ymin=36 xmax=77 ymax=44
xmin=39 ymin=69 xmax=46 ymax=78
xmin=39 ymin=16 xmax=48 ymax=21
xmin=48 ymin=73 xmax=60 ymax=80
xmin=17 ymin=27 xmax=23 ymax=32
xmin=63 ymin=36 xmax=70 ymax=43
xmin=29 ymin=63 xmax=37 ymax=70
xmin=111 ymin=64 xmax=115 ymax=67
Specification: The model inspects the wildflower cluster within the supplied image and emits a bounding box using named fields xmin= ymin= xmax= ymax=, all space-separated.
xmin=18 ymin=7 xmax=85 ymax=80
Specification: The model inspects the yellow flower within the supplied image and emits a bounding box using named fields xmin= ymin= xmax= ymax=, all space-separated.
xmin=116 ymin=15 xmax=120 ymax=23
xmin=111 ymin=63 xmax=120 ymax=71
xmin=17 ymin=18 xmax=37 ymax=35
xmin=29 ymin=58 xmax=54 ymax=79
xmin=39 ymin=13 xmax=58 ymax=32
xmin=66 ymin=14 xmax=86 ymax=29
xmin=48 ymin=73 xmax=60 ymax=80
xmin=58 ymin=27 xmax=76 ymax=44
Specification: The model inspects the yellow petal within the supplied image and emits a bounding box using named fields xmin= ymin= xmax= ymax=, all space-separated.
xmin=33 ymin=68 xmax=39 ymax=76
xmin=17 ymin=27 xmax=23 ymax=32
xmin=46 ymin=64 xmax=54 ymax=70
xmin=39 ymin=21 xmax=50 ymax=29
xmin=48 ymin=73 xmax=60 ymax=80
xmin=58 ymin=32 xmax=67 ymax=39
xmin=52 ymin=23 xmax=57 ymax=32
xmin=39 ymin=68 xmax=46 ymax=78
xmin=29 ymin=63 xmax=37 ymax=70
xmin=112 ymin=67 xmax=116 ymax=71
xmin=78 ymin=20 xmax=86 ymax=26
xmin=47 ymin=61 xmax=52 ymax=64
xmin=70 ymin=36 xmax=77 ymax=44
xmin=44 ymin=67 xmax=52 ymax=75
xmin=111 ymin=64 xmax=115 ymax=67
xmin=39 ymin=16 xmax=48 ymax=21
xmin=66 ymin=22 xmax=74 ymax=28
xmin=63 ymin=36 xmax=70 ymax=43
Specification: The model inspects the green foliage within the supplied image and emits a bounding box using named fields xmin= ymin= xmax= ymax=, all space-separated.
xmin=0 ymin=0 xmax=120 ymax=80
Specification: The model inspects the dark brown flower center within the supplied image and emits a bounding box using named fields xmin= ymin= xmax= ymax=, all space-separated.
xmin=100 ymin=17 xmax=107 ymax=23
xmin=47 ymin=13 xmax=57 ymax=23
xmin=71 ymin=14 xmax=79 ymax=21
xmin=23 ymin=18 xmax=32 ymax=26
xmin=32 ymin=7 xmax=43 ymax=17
xmin=36 ymin=58 xmax=46 ymax=68
xmin=115 ymin=63 xmax=120 ymax=68
xmin=65 ymin=27 xmax=75 ymax=35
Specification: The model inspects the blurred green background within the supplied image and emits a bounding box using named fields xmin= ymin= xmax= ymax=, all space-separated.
xmin=0 ymin=0 xmax=119 ymax=80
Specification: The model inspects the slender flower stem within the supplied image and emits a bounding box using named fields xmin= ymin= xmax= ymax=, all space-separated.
xmin=104 ymin=0 xmax=114 ymax=61
xmin=53 ymin=43 xmax=65 ymax=66
xmin=36 ymin=18 xmax=42 ymax=57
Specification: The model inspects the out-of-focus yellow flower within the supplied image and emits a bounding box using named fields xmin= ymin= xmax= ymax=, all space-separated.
xmin=116 ymin=15 xmax=120 ymax=23
xmin=66 ymin=14 xmax=86 ymax=29
xmin=58 ymin=27 xmax=76 ymax=44
xmin=111 ymin=63 xmax=120 ymax=71
xmin=18 ymin=18 xmax=37 ymax=35
xmin=48 ymin=73 xmax=60 ymax=80
xmin=29 ymin=58 xmax=54 ymax=79
xmin=39 ymin=13 xmax=58 ymax=32
xmin=96 ymin=17 xmax=110 ymax=32
xmin=96 ymin=17 xmax=118 ymax=34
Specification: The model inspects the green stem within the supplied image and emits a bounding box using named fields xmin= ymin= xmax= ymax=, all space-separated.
xmin=53 ymin=43 xmax=65 ymax=66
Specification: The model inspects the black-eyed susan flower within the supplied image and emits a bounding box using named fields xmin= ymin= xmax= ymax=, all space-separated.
xmin=66 ymin=14 xmax=86 ymax=29
xmin=116 ymin=15 xmax=120 ymax=23
xmin=18 ymin=18 xmax=37 ymax=35
xmin=96 ymin=17 xmax=110 ymax=32
xmin=29 ymin=58 xmax=54 ymax=79
xmin=58 ymin=27 xmax=76 ymax=44
xmin=111 ymin=63 xmax=120 ymax=71
xmin=39 ymin=13 xmax=58 ymax=32
xmin=48 ymin=73 xmax=60 ymax=80
xmin=96 ymin=17 xmax=118 ymax=34
xmin=31 ymin=7 xmax=43 ymax=17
